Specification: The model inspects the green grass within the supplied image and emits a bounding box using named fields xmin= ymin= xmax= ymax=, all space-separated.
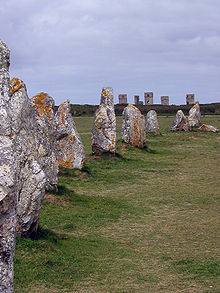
xmin=14 ymin=116 xmax=220 ymax=292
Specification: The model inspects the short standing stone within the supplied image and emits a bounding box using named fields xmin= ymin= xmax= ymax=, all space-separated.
xmin=0 ymin=40 xmax=17 ymax=293
xmin=56 ymin=100 xmax=85 ymax=169
xmin=198 ymin=124 xmax=219 ymax=133
xmin=188 ymin=102 xmax=202 ymax=127
xmin=146 ymin=110 xmax=160 ymax=135
xmin=92 ymin=87 xmax=116 ymax=154
xmin=171 ymin=110 xmax=190 ymax=131
xmin=121 ymin=104 xmax=146 ymax=148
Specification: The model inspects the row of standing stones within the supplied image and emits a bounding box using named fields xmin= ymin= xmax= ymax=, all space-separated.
xmin=0 ymin=41 xmax=87 ymax=292
xmin=0 ymin=40 xmax=219 ymax=292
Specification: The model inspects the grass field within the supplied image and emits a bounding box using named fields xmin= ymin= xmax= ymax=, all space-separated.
xmin=14 ymin=116 xmax=220 ymax=293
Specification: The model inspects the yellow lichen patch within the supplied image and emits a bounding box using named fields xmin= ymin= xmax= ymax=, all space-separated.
xmin=32 ymin=92 xmax=52 ymax=120
xmin=58 ymin=153 xmax=74 ymax=169
xmin=10 ymin=78 xmax=23 ymax=94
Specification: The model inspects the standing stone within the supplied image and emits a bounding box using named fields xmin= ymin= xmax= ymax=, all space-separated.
xmin=188 ymin=102 xmax=202 ymax=127
xmin=92 ymin=87 xmax=116 ymax=154
xmin=0 ymin=40 xmax=17 ymax=293
xmin=121 ymin=104 xmax=146 ymax=148
xmin=161 ymin=96 xmax=169 ymax=105
xmin=10 ymin=85 xmax=58 ymax=237
xmin=118 ymin=94 xmax=127 ymax=104
xmin=144 ymin=92 xmax=153 ymax=105
xmin=186 ymin=94 xmax=195 ymax=105
xmin=56 ymin=100 xmax=85 ymax=169
xmin=134 ymin=95 xmax=139 ymax=105
xmin=171 ymin=110 xmax=190 ymax=131
xmin=198 ymin=124 xmax=219 ymax=133
xmin=146 ymin=110 xmax=160 ymax=135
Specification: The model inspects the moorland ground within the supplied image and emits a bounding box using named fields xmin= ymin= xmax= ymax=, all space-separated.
xmin=14 ymin=116 xmax=220 ymax=293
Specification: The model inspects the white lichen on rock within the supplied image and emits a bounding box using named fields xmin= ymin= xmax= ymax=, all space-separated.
xmin=56 ymin=99 xmax=85 ymax=169
xmin=146 ymin=110 xmax=160 ymax=135
xmin=171 ymin=110 xmax=190 ymax=131
xmin=92 ymin=87 xmax=116 ymax=154
xmin=0 ymin=40 xmax=17 ymax=293
xmin=188 ymin=102 xmax=202 ymax=127
xmin=121 ymin=104 xmax=146 ymax=148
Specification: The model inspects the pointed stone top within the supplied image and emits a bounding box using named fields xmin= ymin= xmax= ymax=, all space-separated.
xmin=31 ymin=92 xmax=55 ymax=121
xmin=100 ymin=87 xmax=114 ymax=107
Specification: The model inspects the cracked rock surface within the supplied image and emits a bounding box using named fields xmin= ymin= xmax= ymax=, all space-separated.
xmin=121 ymin=104 xmax=146 ymax=148
xmin=92 ymin=87 xmax=116 ymax=154
xmin=0 ymin=40 xmax=17 ymax=293
xmin=188 ymin=102 xmax=202 ymax=127
xmin=56 ymin=100 xmax=85 ymax=169
xmin=171 ymin=110 xmax=190 ymax=131
xmin=10 ymin=85 xmax=58 ymax=237
xmin=146 ymin=110 xmax=160 ymax=135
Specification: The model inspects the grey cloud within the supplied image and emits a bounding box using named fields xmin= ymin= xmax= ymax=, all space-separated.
xmin=0 ymin=0 xmax=220 ymax=105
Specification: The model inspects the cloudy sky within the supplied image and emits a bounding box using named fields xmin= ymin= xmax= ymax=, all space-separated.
xmin=1 ymin=0 xmax=220 ymax=105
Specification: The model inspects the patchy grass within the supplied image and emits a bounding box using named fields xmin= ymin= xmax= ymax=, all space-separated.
xmin=14 ymin=116 xmax=220 ymax=293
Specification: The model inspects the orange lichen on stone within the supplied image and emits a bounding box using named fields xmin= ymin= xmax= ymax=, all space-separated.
xmin=58 ymin=153 xmax=74 ymax=168
xmin=58 ymin=100 xmax=69 ymax=126
xmin=102 ymin=90 xmax=107 ymax=97
xmin=69 ymin=134 xmax=75 ymax=142
xmin=10 ymin=78 xmax=23 ymax=94
xmin=133 ymin=120 xmax=140 ymax=146
xmin=32 ymin=92 xmax=52 ymax=120
xmin=128 ymin=104 xmax=141 ymax=114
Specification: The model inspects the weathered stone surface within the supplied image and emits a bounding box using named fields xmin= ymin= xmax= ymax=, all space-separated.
xmin=146 ymin=110 xmax=160 ymax=135
xmin=92 ymin=87 xmax=116 ymax=154
xmin=9 ymin=85 xmax=58 ymax=237
xmin=188 ymin=102 xmax=202 ymax=127
xmin=0 ymin=40 xmax=17 ymax=293
xmin=56 ymin=100 xmax=85 ymax=169
xmin=121 ymin=104 xmax=146 ymax=148
xmin=198 ymin=124 xmax=219 ymax=133
xmin=171 ymin=110 xmax=190 ymax=131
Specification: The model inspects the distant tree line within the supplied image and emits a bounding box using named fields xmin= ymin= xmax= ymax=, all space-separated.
xmin=54 ymin=103 xmax=220 ymax=116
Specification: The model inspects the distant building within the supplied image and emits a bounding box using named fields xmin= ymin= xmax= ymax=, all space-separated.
xmin=144 ymin=92 xmax=153 ymax=105
xmin=134 ymin=95 xmax=139 ymax=105
xmin=118 ymin=94 xmax=127 ymax=104
xmin=161 ymin=96 xmax=169 ymax=105
xmin=186 ymin=94 xmax=195 ymax=105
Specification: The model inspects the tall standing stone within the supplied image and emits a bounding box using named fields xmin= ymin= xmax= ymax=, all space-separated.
xmin=134 ymin=95 xmax=139 ymax=105
xmin=0 ymin=40 xmax=17 ymax=293
xmin=144 ymin=92 xmax=153 ymax=105
xmin=171 ymin=110 xmax=190 ymax=131
xmin=56 ymin=100 xmax=85 ymax=169
xmin=188 ymin=102 xmax=202 ymax=127
xmin=10 ymin=86 xmax=58 ymax=237
xmin=121 ymin=104 xmax=146 ymax=148
xmin=118 ymin=94 xmax=127 ymax=104
xmin=92 ymin=87 xmax=116 ymax=154
xmin=186 ymin=94 xmax=195 ymax=105
xmin=146 ymin=110 xmax=160 ymax=135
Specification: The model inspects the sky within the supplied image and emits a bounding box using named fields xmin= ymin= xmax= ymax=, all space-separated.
xmin=0 ymin=0 xmax=220 ymax=105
